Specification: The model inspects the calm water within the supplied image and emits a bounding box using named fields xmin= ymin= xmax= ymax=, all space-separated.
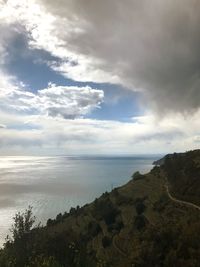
xmin=0 ymin=155 xmax=159 ymax=246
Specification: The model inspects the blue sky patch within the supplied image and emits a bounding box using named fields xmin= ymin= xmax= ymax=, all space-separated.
xmin=4 ymin=31 xmax=143 ymax=122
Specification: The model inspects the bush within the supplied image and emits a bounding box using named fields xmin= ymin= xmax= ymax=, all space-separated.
xmin=92 ymin=199 xmax=120 ymax=225
xmin=88 ymin=221 xmax=102 ymax=237
xmin=115 ymin=193 xmax=133 ymax=206
xmin=132 ymin=171 xmax=144 ymax=180
xmin=153 ymin=194 xmax=168 ymax=212
xmin=135 ymin=202 xmax=146 ymax=215
xmin=134 ymin=215 xmax=146 ymax=230
xmin=56 ymin=213 xmax=63 ymax=223
xmin=26 ymin=255 xmax=62 ymax=267
xmin=102 ymin=236 xmax=111 ymax=248
xmin=107 ymin=220 xmax=124 ymax=233
xmin=47 ymin=219 xmax=55 ymax=227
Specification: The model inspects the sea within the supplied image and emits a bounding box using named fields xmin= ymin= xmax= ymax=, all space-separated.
xmin=0 ymin=155 xmax=160 ymax=246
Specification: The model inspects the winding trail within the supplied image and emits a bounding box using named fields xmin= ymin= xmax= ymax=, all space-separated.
xmin=89 ymin=206 xmax=128 ymax=257
xmin=112 ymin=235 xmax=127 ymax=257
xmin=164 ymin=176 xmax=200 ymax=211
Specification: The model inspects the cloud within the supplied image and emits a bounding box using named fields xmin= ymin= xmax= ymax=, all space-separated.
xmin=37 ymin=0 xmax=200 ymax=114
xmin=0 ymin=72 xmax=197 ymax=155
xmin=1 ymin=1 xmax=200 ymax=155
xmin=2 ymin=0 xmax=200 ymax=113
xmin=0 ymin=112 xmax=199 ymax=155
xmin=0 ymin=74 xmax=104 ymax=119
xmin=31 ymin=84 xmax=104 ymax=119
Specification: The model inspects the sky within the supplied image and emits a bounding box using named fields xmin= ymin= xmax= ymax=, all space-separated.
xmin=0 ymin=0 xmax=200 ymax=155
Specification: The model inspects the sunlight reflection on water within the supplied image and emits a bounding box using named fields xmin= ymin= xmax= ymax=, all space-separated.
xmin=0 ymin=155 xmax=158 ymax=246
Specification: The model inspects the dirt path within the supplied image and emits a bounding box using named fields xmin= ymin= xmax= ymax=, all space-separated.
xmin=164 ymin=177 xmax=200 ymax=211
xmin=112 ymin=235 xmax=127 ymax=257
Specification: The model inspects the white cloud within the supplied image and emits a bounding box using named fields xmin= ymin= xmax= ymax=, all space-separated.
xmin=0 ymin=73 xmax=104 ymax=119
xmin=0 ymin=0 xmax=115 ymax=84
xmin=26 ymin=84 xmax=104 ymax=118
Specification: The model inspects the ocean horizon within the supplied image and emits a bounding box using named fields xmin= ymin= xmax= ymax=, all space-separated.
xmin=0 ymin=155 xmax=160 ymax=246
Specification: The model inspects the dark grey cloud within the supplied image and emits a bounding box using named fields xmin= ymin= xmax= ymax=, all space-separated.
xmin=36 ymin=0 xmax=200 ymax=113
xmin=133 ymin=129 xmax=184 ymax=143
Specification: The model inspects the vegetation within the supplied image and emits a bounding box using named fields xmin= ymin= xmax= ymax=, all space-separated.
xmin=162 ymin=150 xmax=200 ymax=205
xmin=9 ymin=206 xmax=36 ymax=242
xmin=134 ymin=198 xmax=146 ymax=215
xmin=132 ymin=171 xmax=144 ymax=180
xmin=0 ymin=150 xmax=200 ymax=266
xmin=101 ymin=236 xmax=111 ymax=248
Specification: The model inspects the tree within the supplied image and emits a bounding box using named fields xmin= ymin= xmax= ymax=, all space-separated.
xmin=9 ymin=206 xmax=36 ymax=242
xmin=135 ymin=201 xmax=146 ymax=215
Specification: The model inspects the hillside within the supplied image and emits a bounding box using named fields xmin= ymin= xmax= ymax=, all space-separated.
xmin=160 ymin=150 xmax=200 ymax=206
xmin=0 ymin=150 xmax=200 ymax=267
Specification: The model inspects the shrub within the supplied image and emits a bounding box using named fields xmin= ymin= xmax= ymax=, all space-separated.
xmin=107 ymin=220 xmax=124 ymax=233
xmin=134 ymin=215 xmax=146 ymax=230
xmin=92 ymin=199 xmax=120 ymax=225
xmin=135 ymin=202 xmax=146 ymax=215
xmin=88 ymin=221 xmax=102 ymax=237
xmin=56 ymin=213 xmax=63 ymax=222
xmin=102 ymin=236 xmax=111 ymax=248
xmin=153 ymin=194 xmax=168 ymax=212
xmin=132 ymin=171 xmax=144 ymax=180
xmin=47 ymin=219 xmax=55 ymax=227
xmin=26 ymin=255 xmax=62 ymax=267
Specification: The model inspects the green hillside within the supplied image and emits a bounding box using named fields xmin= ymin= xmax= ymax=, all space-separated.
xmin=0 ymin=150 xmax=200 ymax=267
